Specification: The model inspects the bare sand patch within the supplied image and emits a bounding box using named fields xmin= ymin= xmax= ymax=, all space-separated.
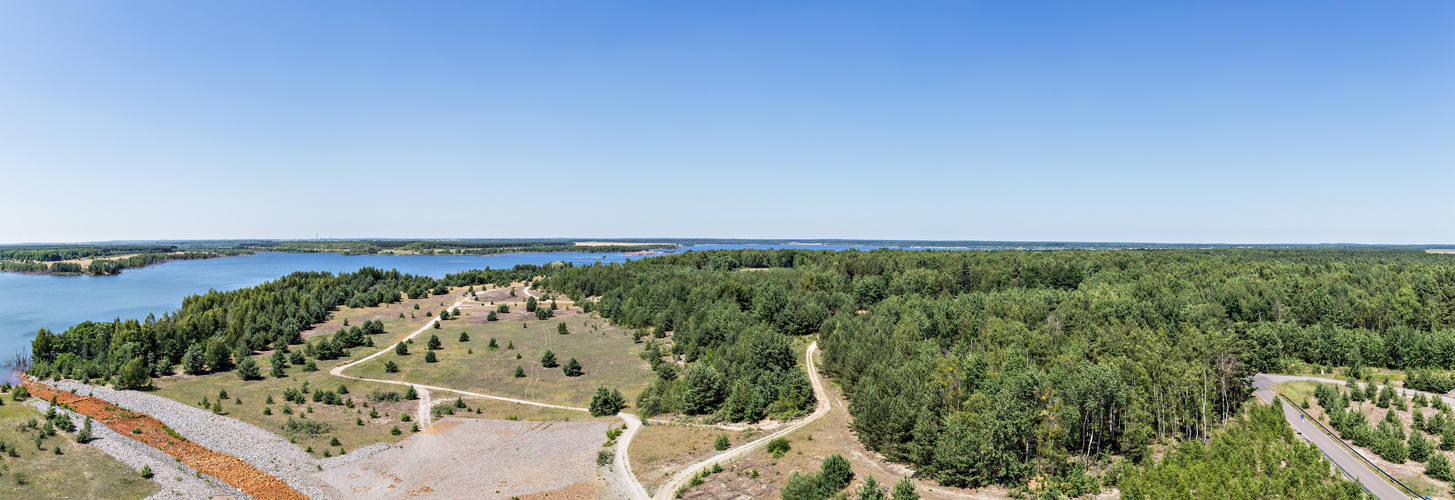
xmin=314 ymin=417 xmax=607 ymax=499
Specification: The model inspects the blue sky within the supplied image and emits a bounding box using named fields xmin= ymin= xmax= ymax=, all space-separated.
xmin=1 ymin=1 xmax=1451 ymax=244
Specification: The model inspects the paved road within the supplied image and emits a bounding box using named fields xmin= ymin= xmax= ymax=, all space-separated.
xmin=1252 ymin=374 xmax=1410 ymax=500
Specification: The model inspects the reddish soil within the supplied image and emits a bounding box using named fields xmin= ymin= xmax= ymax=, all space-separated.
xmin=26 ymin=382 xmax=308 ymax=500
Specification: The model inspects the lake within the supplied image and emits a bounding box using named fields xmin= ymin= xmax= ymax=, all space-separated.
xmin=0 ymin=244 xmax=884 ymax=380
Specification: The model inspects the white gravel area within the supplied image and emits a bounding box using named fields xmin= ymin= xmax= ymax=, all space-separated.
xmin=49 ymin=381 xmax=343 ymax=499
xmin=318 ymin=442 xmax=393 ymax=469
xmin=315 ymin=417 xmax=608 ymax=499
xmin=30 ymin=400 xmax=248 ymax=500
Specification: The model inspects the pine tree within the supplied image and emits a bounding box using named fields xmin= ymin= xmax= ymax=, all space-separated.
xmin=715 ymin=434 xmax=730 ymax=451
xmin=857 ymin=475 xmax=886 ymax=500
xmin=564 ymin=358 xmax=582 ymax=376
xmin=425 ymin=351 xmax=438 ymax=363
xmin=459 ymin=331 xmax=470 ymax=342
xmin=395 ymin=342 xmax=409 ymax=355
xmin=541 ymin=350 xmax=558 ymax=368
xmin=514 ymin=366 xmax=526 ymax=378
xmin=405 ymin=386 xmax=418 ymax=400
xmin=891 ymin=477 xmax=919 ymax=500
xmin=75 ymin=418 xmax=92 ymax=443
xmin=384 ymin=360 xmax=399 ymax=373
xmin=428 ymin=334 xmax=442 ymax=350
xmin=235 ymin=357 xmax=261 ymax=380
xmin=1430 ymin=452 xmax=1454 ymax=481
xmin=557 ymin=322 xmax=568 ymax=335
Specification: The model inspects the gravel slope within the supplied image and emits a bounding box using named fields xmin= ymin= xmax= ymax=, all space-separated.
xmin=31 ymin=399 xmax=247 ymax=500
xmin=50 ymin=381 xmax=341 ymax=499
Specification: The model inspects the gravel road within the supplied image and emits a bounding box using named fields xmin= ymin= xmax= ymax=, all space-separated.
xmin=31 ymin=399 xmax=248 ymax=500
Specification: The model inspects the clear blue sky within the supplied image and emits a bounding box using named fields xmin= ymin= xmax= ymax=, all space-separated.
xmin=1 ymin=1 xmax=1451 ymax=244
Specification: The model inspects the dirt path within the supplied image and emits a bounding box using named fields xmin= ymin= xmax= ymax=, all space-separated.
xmin=332 ymin=285 xmax=650 ymax=499
xmin=25 ymin=382 xmax=308 ymax=500
xmin=649 ymin=342 xmax=831 ymax=500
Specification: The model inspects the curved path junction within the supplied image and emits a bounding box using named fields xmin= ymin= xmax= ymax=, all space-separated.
xmin=331 ymin=285 xmax=835 ymax=500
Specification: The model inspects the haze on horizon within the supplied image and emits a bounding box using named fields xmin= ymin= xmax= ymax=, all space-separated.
xmin=1 ymin=1 xmax=1451 ymax=246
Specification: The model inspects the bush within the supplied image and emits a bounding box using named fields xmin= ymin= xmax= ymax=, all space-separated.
xmin=557 ymin=322 xmax=568 ymax=335
xmin=597 ymin=450 xmax=615 ymax=466
xmin=384 ymin=360 xmax=399 ymax=373
xmin=715 ymin=434 xmax=730 ymax=451
xmin=301 ymin=359 xmax=318 ymax=372
xmin=459 ymin=332 xmax=470 ymax=342
xmin=280 ymin=417 xmax=334 ymax=438
xmin=767 ymin=437 xmax=791 ymax=458
xmin=140 ymin=465 xmax=153 ymax=479
xmin=118 ymin=356 xmax=152 ymax=390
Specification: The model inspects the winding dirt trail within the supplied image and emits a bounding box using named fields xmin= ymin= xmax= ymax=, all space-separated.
xmin=649 ymin=341 xmax=830 ymax=500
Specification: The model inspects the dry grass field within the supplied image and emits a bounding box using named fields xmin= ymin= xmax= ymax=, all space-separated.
xmin=342 ymin=303 xmax=655 ymax=409
xmin=0 ymin=402 xmax=158 ymax=499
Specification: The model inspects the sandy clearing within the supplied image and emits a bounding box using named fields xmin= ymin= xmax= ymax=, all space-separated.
xmin=314 ymin=417 xmax=607 ymax=499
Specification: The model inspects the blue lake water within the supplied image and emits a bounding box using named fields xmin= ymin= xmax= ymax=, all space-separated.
xmin=0 ymin=244 xmax=885 ymax=379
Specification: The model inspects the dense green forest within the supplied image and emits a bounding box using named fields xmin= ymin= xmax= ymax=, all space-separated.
xmin=0 ymin=244 xmax=252 ymax=276
xmin=27 ymin=265 xmax=548 ymax=383
xmin=535 ymin=248 xmax=1454 ymax=488
xmin=0 ymin=244 xmax=181 ymax=261
xmin=27 ymin=247 xmax=1451 ymax=493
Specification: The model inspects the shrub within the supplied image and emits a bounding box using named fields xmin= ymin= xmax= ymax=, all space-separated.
xmin=280 ymin=417 xmax=334 ymax=438
xmin=384 ymin=360 xmax=399 ymax=373
xmin=301 ymin=359 xmax=318 ymax=372
xmin=140 ymin=465 xmax=153 ymax=478
xmin=715 ymin=434 xmax=730 ymax=451
xmin=117 ymin=356 xmax=152 ymax=389
xmin=391 ymin=426 xmax=401 ymax=436
xmin=459 ymin=332 xmax=470 ymax=342
xmin=515 ymin=366 xmax=526 ymax=378
xmin=767 ymin=438 xmax=791 ymax=458
xmin=597 ymin=450 xmax=615 ymax=466
xmin=557 ymin=322 xmax=568 ymax=335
